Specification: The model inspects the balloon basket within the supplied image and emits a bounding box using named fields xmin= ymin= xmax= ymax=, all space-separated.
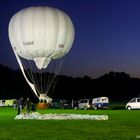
xmin=37 ymin=103 xmax=49 ymax=109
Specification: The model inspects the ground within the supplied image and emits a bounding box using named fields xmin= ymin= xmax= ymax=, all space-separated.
xmin=0 ymin=107 xmax=140 ymax=140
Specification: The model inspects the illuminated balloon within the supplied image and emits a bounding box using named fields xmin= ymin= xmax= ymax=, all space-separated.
xmin=8 ymin=6 xmax=75 ymax=98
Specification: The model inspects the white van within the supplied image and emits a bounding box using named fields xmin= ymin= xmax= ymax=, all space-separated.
xmin=126 ymin=97 xmax=140 ymax=110
xmin=78 ymin=99 xmax=92 ymax=110
xmin=92 ymin=97 xmax=109 ymax=110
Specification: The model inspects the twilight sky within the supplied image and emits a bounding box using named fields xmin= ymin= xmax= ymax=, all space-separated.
xmin=1 ymin=0 xmax=140 ymax=78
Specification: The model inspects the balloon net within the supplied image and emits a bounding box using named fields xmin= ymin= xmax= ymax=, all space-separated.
xmin=20 ymin=57 xmax=65 ymax=97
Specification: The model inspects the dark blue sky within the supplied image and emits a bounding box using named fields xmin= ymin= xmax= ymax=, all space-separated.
xmin=1 ymin=0 xmax=140 ymax=78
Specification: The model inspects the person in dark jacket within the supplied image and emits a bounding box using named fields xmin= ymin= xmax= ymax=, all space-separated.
xmin=24 ymin=98 xmax=31 ymax=113
xmin=17 ymin=97 xmax=23 ymax=115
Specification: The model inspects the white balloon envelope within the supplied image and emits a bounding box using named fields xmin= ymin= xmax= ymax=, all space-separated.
xmin=8 ymin=6 xmax=75 ymax=98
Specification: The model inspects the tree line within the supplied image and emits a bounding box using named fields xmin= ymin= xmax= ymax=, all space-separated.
xmin=0 ymin=64 xmax=140 ymax=103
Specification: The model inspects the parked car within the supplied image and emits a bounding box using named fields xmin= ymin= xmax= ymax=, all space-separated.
xmin=126 ymin=97 xmax=140 ymax=110
xmin=51 ymin=99 xmax=72 ymax=109
xmin=61 ymin=100 xmax=72 ymax=109
xmin=92 ymin=97 xmax=109 ymax=110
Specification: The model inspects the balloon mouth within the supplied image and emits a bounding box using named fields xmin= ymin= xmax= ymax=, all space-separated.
xmin=34 ymin=57 xmax=51 ymax=69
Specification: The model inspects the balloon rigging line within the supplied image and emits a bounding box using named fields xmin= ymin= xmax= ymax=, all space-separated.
xmin=48 ymin=58 xmax=65 ymax=96
xmin=44 ymin=61 xmax=55 ymax=95
xmin=45 ymin=60 xmax=59 ymax=94
xmin=46 ymin=57 xmax=65 ymax=96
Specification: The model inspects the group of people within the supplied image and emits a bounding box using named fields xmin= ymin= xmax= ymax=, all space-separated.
xmin=17 ymin=97 xmax=36 ymax=115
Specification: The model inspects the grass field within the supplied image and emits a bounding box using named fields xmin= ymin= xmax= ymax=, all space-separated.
xmin=0 ymin=107 xmax=140 ymax=140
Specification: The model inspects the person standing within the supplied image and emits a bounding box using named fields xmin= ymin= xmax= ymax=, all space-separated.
xmin=13 ymin=99 xmax=17 ymax=109
xmin=31 ymin=103 xmax=36 ymax=112
xmin=17 ymin=97 xmax=23 ymax=115
xmin=24 ymin=98 xmax=31 ymax=113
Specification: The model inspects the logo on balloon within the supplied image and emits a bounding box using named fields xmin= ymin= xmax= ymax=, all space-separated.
xmin=59 ymin=44 xmax=64 ymax=48
xmin=23 ymin=41 xmax=34 ymax=46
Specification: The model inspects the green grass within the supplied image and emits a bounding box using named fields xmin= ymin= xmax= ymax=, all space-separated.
xmin=0 ymin=107 xmax=140 ymax=140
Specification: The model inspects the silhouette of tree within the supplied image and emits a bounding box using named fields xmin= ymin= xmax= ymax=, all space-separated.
xmin=0 ymin=65 xmax=140 ymax=102
xmin=99 ymin=71 xmax=131 ymax=80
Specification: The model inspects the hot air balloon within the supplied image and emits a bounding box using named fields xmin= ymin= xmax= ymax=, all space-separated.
xmin=8 ymin=6 xmax=75 ymax=100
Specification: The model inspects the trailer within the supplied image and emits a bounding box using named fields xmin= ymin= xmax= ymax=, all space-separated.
xmin=5 ymin=99 xmax=16 ymax=106
xmin=0 ymin=99 xmax=17 ymax=107
xmin=92 ymin=97 xmax=109 ymax=110
xmin=0 ymin=100 xmax=5 ymax=107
